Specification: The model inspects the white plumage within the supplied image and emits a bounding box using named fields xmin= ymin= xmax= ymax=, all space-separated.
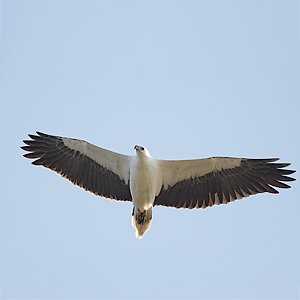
xmin=22 ymin=132 xmax=295 ymax=238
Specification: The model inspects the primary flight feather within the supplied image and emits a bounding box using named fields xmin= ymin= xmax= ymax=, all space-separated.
xmin=21 ymin=132 xmax=296 ymax=238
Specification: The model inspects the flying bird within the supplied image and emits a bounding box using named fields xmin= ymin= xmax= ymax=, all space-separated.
xmin=21 ymin=132 xmax=295 ymax=238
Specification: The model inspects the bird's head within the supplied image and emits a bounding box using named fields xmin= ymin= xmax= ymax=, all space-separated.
xmin=134 ymin=145 xmax=151 ymax=157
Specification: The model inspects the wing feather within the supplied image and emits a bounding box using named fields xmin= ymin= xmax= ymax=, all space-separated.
xmin=21 ymin=132 xmax=132 ymax=202
xmin=155 ymin=157 xmax=295 ymax=209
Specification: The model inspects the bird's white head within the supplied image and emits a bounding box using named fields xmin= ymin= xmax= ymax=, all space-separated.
xmin=134 ymin=145 xmax=151 ymax=157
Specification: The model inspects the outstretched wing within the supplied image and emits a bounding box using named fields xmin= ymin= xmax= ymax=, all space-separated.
xmin=155 ymin=157 xmax=295 ymax=209
xmin=21 ymin=132 xmax=132 ymax=202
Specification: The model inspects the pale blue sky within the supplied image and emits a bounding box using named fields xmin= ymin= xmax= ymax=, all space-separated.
xmin=0 ymin=1 xmax=299 ymax=299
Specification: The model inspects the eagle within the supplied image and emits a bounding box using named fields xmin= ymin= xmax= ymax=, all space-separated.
xmin=21 ymin=132 xmax=295 ymax=238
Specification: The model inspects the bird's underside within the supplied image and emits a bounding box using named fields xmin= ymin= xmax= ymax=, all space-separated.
xmin=22 ymin=131 xmax=296 ymax=238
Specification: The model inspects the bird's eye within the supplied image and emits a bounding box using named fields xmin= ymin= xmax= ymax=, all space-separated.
xmin=141 ymin=147 xmax=144 ymax=151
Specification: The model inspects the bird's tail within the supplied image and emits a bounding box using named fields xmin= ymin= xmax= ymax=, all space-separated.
xmin=131 ymin=206 xmax=152 ymax=239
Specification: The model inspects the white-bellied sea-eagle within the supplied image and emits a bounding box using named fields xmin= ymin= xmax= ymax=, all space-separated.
xmin=22 ymin=132 xmax=296 ymax=238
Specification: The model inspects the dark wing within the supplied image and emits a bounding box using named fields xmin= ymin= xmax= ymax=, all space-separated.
xmin=21 ymin=132 xmax=132 ymax=202
xmin=155 ymin=157 xmax=295 ymax=209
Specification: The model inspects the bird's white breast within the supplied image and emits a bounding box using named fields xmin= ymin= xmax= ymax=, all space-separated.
xmin=129 ymin=155 xmax=162 ymax=211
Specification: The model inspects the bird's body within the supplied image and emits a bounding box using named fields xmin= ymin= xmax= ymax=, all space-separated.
xmin=130 ymin=147 xmax=161 ymax=237
xmin=130 ymin=147 xmax=159 ymax=211
xmin=22 ymin=132 xmax=296 ymax=238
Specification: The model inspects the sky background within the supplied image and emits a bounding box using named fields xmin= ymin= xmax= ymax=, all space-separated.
xmin=0 ymin=0 xmax=299 ymax=299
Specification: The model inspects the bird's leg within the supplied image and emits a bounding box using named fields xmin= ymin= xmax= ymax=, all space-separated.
xmin=132 ymin=207 xmax=146 ymax=224
xmin=137 ymin=210 xmax=146 ymax=224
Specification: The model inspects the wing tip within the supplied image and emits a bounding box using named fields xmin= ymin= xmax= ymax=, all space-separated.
xmin=36 ymin=131 xmax=47 ymax=137
xmin=28 ymin=134 xmax=39 ymax=140
xmin=31 ymin=159 xmax=43 ymax=165
xmin=248 ymin=158 xmax=280 ymax=162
